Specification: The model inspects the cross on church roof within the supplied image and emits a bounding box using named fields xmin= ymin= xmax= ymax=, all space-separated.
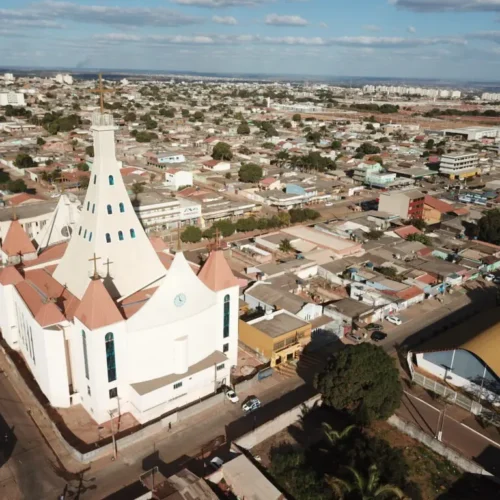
xmin=90 ymin=73 xmax=114 ymax=114
xmin=208 ymin=228 xmax=223 ymax=252
xmin=89 ymin=253 xmax=101 ymax=280
xmin=104 ymin=257 xmax=113 ymax=277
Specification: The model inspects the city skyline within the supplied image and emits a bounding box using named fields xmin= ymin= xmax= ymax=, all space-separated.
xmin=0 ymin=1 xmax=500 ymax=81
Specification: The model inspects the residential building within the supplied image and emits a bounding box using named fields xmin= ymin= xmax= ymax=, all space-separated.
xmin=164 ymin=169 xmax=193 ymax=191
xmin=378 ymin=190 xmax=425 ymax=220
xmin=239 ymin=310 xmax=311 ymax=367
xmin=439 ymin=153 xmax=479 ymax=179
xmin=423 ymin=195 xmax=454 ymax=225
xmin=0 ymin=91 xmax=25 ymax=106
xmin=353 ymin=162 xmax=397 ymax=188
xmin=443 ymin=127 xmax=500 ymax=141
xmin=146 ymin=152 xmax=186 ymax=168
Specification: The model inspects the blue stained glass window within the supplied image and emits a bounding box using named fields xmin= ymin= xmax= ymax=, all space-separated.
xmin=119 ymin=203 xmax=125 ymax=213
xmin=118 ymin=231 xmax=124 ymax=241
xmin=130 ymin=228 xmax=136 ymax=239
xmin=105 ymin=332 xmax=117 ymax=383
xmin=82 ymin=330 xmax=89 ymax=380
xmin=223 ymin=294 xmax=230 ymax=338
xmin=106 ymin=233 xmax=111 ymax=243
xmin=109 ymin=175 xmax=114 ymax=186
xmin=107 ymin=204 xmax=112 ymax=215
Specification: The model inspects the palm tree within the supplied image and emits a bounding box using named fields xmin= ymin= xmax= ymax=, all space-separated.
xmin=275 ymin=150 xmax=289 ymax=168
xmin=328 ymin=464 xmax=406 ymax=500
xmin=321 ymin=422 xmax=355 ymax=446
xmin=278 ymin=238 xmax=294 ymax=253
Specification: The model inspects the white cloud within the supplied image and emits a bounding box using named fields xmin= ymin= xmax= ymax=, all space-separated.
xmin=391 ymin=0 xmax=500 ymax=12
xmin=319 ymin=22 xmax=328 ymax=28
xmin=363 ymin=24 xmax=381 ymax=32
xmin=468 ymin=30 xmax=500 ymax=42
xmin=265 ymin=14 xmax=309 ymax=26
xmin=212 ymin=15 xmax=238 ymax=25
xmin=408 ymin=26 xmax=417 ymax=33
xmin=172 ymin=0 xmax=270 ymax=7
xmin=0 ymin=1 xmax=202 ymax=28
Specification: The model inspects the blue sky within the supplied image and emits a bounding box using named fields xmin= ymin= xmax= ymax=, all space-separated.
xmin=0 ymin=0 xmax=499 ymax=80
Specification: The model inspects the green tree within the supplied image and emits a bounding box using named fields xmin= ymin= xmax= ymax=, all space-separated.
xmin=85 ymin=145 xmax=94 ymax=157
xmin=181 ymin=226 xmax=202 ymax=243
xmin=279 ymin=238 xmax=294 ymax=253
xmin=278 ymin=211 xmax=291 ymax=227
xmin=14 ymin=153 xmax=36 ymax=169
xmin=322 ymin=423 xmax=356 ymax=447
xmin=314 ymin=343 xmax=402 ymax=423
xmin=181 ymin=109 xmax=190 ymax=117
xmin=275 ymin=150 xmax=290 ymax=168
xmin=37 ymin=137 xmax=46 ymax=146
xmin=407 ymin=218 xmax=426 ymax=231
xmin=357 ymin=143 xmax=381 ymax=156
xmin=76 ymin=161 xmax=89 ymax=172
xmin=7 ymin=178 xmax=28 ymax=193
xmin=212 ymin=142 xmax=233 ymax=161
xmin=477 ymin=209 xmax=500 ymax=245
xmin=425 ymin=139 xmax=435 ymax=150
xmin=237 ymin=122 xmax=250 ymax=135
xmin=239 ymin=163 xmax=263 ymax=183
xmin=261 ymin=142 xmax=275 ymax=150
xmin=292 ymin=113 xmax=301 ymax=122
xmin=406 ymin=233 xmax=431 ymax=246
xmin=328 ymin=464 xmax=405 ymax=500
xmin=257 ymin=218 xmax=269 ymax=230
xmin=131 ymin=182 xmax=144 ymax=200
xmin=124 ymin=112 xmax=137 ymax=122
xmin=236 ymin=217 xmax=257 ymax=232
xmin=331 ymin=140 xmax=342 ymax=150
xmin=306 ymin=131 xmax=322 ymax=144
xmin=193 ymin=111 xmax=204 ymax=122
xmin=366 ymin=230 xmax=383 ymax=240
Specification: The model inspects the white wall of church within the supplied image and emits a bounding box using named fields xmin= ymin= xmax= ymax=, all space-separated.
xmin=0 ymin=284 xmax=19 ymax=348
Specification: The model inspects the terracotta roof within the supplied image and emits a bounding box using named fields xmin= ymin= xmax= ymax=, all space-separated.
xmin=393 ymin=225 xmax=422 ymax=239
xmin=197 ymin=250 xmax=239 ymax=291
xmin=2 ymin=220 xmax=36 ymax=257
xmin=24 ymin=242 xmax=68 ymax=269
xmin=424 ymin=195 xmax=454 ymax=214
xmin=395 ymin=285 xmax=424 ymax=301
xmin=35 ymin=302 xmax=66 ymax=327
xmin=453 ymin=207 xmax=469 ymax=216
xmin=0 ymin=266 xmax=23 ymax=286
xmin=74 ymin=279 xmax=123 ymax=330
xmin=8 ymin=193 xmax=46 ymax=206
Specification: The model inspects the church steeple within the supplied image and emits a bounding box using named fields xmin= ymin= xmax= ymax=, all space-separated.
xmin=53 ymin=113 xmax=166 ymax=300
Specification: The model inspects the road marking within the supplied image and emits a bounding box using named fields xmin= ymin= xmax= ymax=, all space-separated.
xmin=404 ymin=391 xmax=439 ymax=412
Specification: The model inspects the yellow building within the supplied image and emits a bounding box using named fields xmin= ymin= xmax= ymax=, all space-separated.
xmin=239 ymin=310 xmax=311 ymax=367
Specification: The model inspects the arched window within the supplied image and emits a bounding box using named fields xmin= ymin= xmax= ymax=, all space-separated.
xmin=108 ymin=175 xmax=114 ymax=186
xmin=82 ymin=330 xmax=89 ymax=380
xmin=119 ymin=203 xmax=125 ymax=213
xmin=105 ymin=233 xmax=111 ymax=243
xmin=92 ymin=204 xmax=95 ymax=214
xmin=223 ymin=294 xmax=230 ymax=338
xmin=86 ymin=201 xmax=90 ymax=211
xmin=93 ymin=175 xmax=96 ymax=184
xmin=89 ymin=232 xmax=93 ymax=242
xmin=118 ymin=231 xmax=124 ymax=241
xmin=78 ymin=226 xmax=82 ymax=236
xmin=105 ymin=332 xmax=117 ymax=382
xmin=107 ymin=204 xmax=112 ymax=215
xmin=83 ymin=229 xmax=87 ymax=239
xmin=130 ymin=228 xmax=136 ymax=239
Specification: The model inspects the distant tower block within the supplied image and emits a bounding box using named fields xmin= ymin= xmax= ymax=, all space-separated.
xmin=266 ymin=97 xmax=271 ymax=108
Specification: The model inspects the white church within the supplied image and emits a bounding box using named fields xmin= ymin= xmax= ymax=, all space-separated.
xmin=0 ymin=113 xmax=240 ymax=425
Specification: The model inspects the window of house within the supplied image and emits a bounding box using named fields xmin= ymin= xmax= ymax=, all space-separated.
xmin=107 ymin=204 xmax=112 ymax=215
xmin=223 ymin=294 xmax=230 ymax=338
xmin=109 ymin=388 xmax=118 ymax=399
xmin=105 ymin=332 xmax=117 ymax=383
xmin=118 ymin=231 xmax=124 ymax=241
xmin=223 ymin=343 xmax=229 ymax=353
xmin=173 ymin=382 xmax=182 ymax=390
xmin=82 ymin=330 xmax=89 ymax=379
xmin=109 ymin=175 xmax=114 ymax=186
xmin=106 ymin=233 xmax=111 ymax=243
xmin=216 ymin=363 xmax=225 ymax=371
xmin=130 ymin=228 xmax=136 ymax=239
xmin=119 ymin=203 xmax=125 ymax=213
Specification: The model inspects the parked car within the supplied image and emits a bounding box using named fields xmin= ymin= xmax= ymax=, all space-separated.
xmin=242 ymin=397 xmax=261 ymax=414
xmin=225 ymin=389 xmax=239 ymax=403
xmin=366 ymin=323 xmax=383 ymax=331
xmin=209 ymin=457 xmax=224 ymax=471
xmin=484 ymin=273 xmax=495 ymax=282
xmin=371 ymin=331 xmax=388 ymax=342
xmin=386 ymin=315 xmax=402 ymax=326
xmin=348 ymin=333 xmax=364 ymax=343
xmin=325 ymin=202 xmax=333 ymax=207
xmin=493 ymin=277 xmax=500 ymax=285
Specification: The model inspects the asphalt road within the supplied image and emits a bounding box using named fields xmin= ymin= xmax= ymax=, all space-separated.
xmin=0 ymin=370 xmax=67 ymax=500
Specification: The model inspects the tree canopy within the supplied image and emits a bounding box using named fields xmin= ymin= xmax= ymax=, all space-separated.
xmin=181 ymin=225 xmax=202 ymax=243
xmin=356 ymin=143 xmax=381 ymax=156
xmin=8 ymin=178 xmax=28 ymax=193
xmin=314 ymin=343 xmax=402 ymax=423
xmin=237 ymin=122 xmax=250 ymax=135
xmin=85 ymin=145 xmax=94 ymax=157
xmin=212 ymin=141 xmax=233 ymax=161
xmin=238 ymin=163 xmax=263 ymax=183
xmin=292 ymin=113 xmax=301 ymax=122
xmin=14 ymin=153 xmax=36 ymax=169
xmin=477 ymin=209 xmax=500 ymax=245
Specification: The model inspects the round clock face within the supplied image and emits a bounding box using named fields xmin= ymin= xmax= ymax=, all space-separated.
xmin=174 ymin=293 xmax=187 ymax=307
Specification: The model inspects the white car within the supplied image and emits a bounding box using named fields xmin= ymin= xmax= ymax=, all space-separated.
xmin=225 ymin=389 xmax=239 ymax=403
xmin=386 ymin=315 xmax=402 ymax=326
xmin=242 ymin=397 xmax=261 ymax=414
xmin=325 ymin=202 xmax=333 ymax=207
xmin=484 ymin=273 xmax=495 ymax=282
xmin=209 ymin=457 xmax=224 ymax=471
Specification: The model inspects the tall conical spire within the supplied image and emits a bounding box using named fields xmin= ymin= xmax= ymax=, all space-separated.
xmin=53 ymin=113 xmax=166 ymax=300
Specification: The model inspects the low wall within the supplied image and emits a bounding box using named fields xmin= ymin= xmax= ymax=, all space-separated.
xmin=234 ymin=394 xmax=322 ymax=449
xmin=388 ymin=415 xmax=496 ymax=479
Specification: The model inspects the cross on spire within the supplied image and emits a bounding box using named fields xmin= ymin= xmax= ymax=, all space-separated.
xmin=104 ymin=257 xmax=113 ymax=277
xmin=89 ymin=253 xmax=101 ymax=280
xmin=90 ymin=73 xmax=114 ymax=114
xmin=208 ymin=228 xmax=223 ymax=252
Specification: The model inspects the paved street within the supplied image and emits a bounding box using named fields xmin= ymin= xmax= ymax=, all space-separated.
xmin=0 ymin=370 xmax=66 ymax=500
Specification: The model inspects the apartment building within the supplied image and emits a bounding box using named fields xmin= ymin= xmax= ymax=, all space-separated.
xmin=378 ymin=189 xmax=425 ymax=220
xmin=0 ymin=91 xmax=25 ymax=106
xmin=439 ymin=153 xmax=479 ymax=180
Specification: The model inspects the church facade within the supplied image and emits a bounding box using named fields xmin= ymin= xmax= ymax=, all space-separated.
xmin=0 ymin=113 xmax=240 ymax=425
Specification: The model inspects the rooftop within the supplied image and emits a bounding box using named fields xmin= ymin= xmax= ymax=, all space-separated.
xmin=250 ymin=310 xmax=308 ymax=338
